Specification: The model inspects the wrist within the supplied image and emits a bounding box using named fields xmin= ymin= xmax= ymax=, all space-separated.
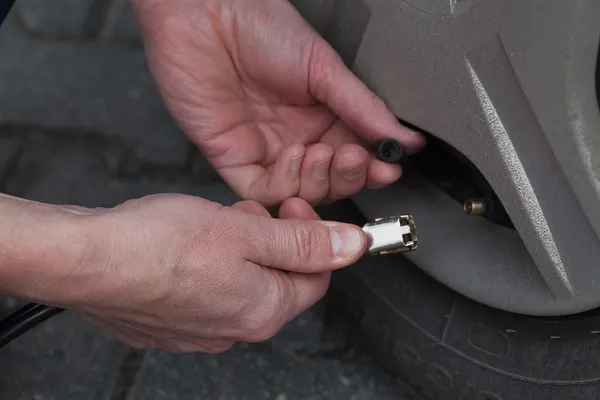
xmin=0 ymin=195 xmax=94 ymax=306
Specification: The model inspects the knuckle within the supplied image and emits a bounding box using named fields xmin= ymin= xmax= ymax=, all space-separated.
xmin=293 ymin=223 xmax=326 ymax=262
xmin=294 ymin=225 xmax=315 ymax=261
xmin=308 ymin=43 xmax=339 ymax=100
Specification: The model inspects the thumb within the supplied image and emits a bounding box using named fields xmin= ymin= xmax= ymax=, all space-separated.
xmin=307 ymin=40 xmax=425 ymax=153
xmin=241 ymin=214 xmax=367 ymax=273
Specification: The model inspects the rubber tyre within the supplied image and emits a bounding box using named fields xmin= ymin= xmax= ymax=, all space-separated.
xmin=318 ymin=200 xmax=600 ymax=400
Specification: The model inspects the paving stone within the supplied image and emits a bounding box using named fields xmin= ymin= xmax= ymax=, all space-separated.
xmin=0 ymin=311 xmax=128 ymax=400
xmin=15 ymin=0 xmax=97 ymax=39
xmin=100 ymin=0 xmax=142 ymax=45
xmin=0 ymin=133 xmax=24 ymax=182
xmin=190 ymin=149 xmax=222 ymax=184
xmin=0 ymin=17 xmax=190 ymax=167
xmin=4 ymin=132 xmax=233 ymax=207
xmin=128 ymin=344 xmax=416 ymax=400
xmin=0 ymin=296 xmax=26 ymax=319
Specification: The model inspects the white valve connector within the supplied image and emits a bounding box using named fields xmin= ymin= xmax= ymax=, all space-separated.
xmin=362 ymin=216 xmax=418 ymax=255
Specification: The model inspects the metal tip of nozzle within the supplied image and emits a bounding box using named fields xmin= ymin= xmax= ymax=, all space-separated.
xmin=362 ymin=215 xmax=418 ymax=256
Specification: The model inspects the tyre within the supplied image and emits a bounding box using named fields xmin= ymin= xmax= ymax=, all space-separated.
xmin=319 ymin=201 xmax=600 ymax=400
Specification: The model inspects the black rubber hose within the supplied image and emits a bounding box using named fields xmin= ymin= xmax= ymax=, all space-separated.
xmin=0 ymin=0 xmax=16 ymax=28
xmin=0 ymin=1 xmax=56 ymax=350
xmin=0 ymin=303 xmax=65 ymax=349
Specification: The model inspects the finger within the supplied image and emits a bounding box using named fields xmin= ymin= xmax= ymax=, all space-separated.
xmin=279 ymin=198 xmax=321 ymax=220
xmin=297 ymin=143 xmax=334 ymax=205
xmin=367 ymin=159 xmax=403 ymax=190
xmin=232 ymin=200 xmax=271 ymax=217
xmin=272 ymin=200 xmax=333 ymax=327
xmin=327 ymin=144 xmax=370 ymax=203
xmin=276 ymin=103 xmax=337 ymax=143
xmin=320 ymin=121 xmax=402 ymax=195
xmin=307 ymin=42 xmax=426 ymax=153
xmin=286 ymin=271 xmax=331 ymax=318
xmin=222 ymin=144 xmax=305 ymax=207
xmin=273 ymin=271 xmax=331 ymax=332
xmin=238 ymin=214 xmax=366 ymax=273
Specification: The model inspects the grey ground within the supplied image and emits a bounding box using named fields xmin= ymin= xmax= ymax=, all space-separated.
xmin=0 ymin=2 xmax=418 ymax=399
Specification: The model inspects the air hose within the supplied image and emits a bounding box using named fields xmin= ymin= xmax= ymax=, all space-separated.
xmin=0 ymin=0 xmax=16 ymax=28
xmin=0 ymin=0 xmax=66 ymax=350
xmin=0 ymin=304 xmax=65 ymax=348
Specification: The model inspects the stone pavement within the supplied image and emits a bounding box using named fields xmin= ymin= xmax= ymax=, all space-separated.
xmin=0 ymin=2 xmax=420 ymax=399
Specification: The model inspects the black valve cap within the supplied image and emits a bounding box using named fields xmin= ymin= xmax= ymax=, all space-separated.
xmin=377 ymin=139 xmax=404 ymax=163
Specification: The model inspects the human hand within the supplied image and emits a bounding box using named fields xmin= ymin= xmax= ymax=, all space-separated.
xmin=61 ymin=195 xmax=365 ymax=353
xmin=131 ymin=0 xmax=426 ymax=206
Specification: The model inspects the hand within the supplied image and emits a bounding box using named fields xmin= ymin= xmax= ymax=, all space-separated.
xmin=131 ymin=0 xmax=426 ymax=206
xmin=61 ymin=195 xmax=365 ymax=353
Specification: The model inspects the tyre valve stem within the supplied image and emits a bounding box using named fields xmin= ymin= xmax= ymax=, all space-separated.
xmin=464 ymin=198 xmax=488 ymax=217
xmin=362 ymin=215 xmax=418 ymax=255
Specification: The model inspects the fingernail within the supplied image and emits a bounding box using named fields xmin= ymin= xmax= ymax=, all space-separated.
xmin=342 ymin=165 xmax=366 ymax=180
xmin=290 ymin=155 xmax=303 ymax=175
xmin=312 ymin=161 xmax=329 ymax=180
xmin=330 ymin=225 xmax=363 ymax=260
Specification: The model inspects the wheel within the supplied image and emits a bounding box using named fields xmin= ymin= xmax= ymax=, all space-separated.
xmin=293 ymin=0 xmax=600 ymax=397
xmin=293 ymin=0 xmax=600 ymax=317
xmin=290 ymin=0 xmax=600 ymax=313
xmin=319 ymin=201 xmax=600 ymax=400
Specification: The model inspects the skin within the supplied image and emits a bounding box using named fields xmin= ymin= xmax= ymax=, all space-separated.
xmin=0 ymin=194 xmax=364 ymax=353
xmin=131 ymin=0 xmax=425 ymax=206
xmin=0 ymin=0 xmax=424 ymax=353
